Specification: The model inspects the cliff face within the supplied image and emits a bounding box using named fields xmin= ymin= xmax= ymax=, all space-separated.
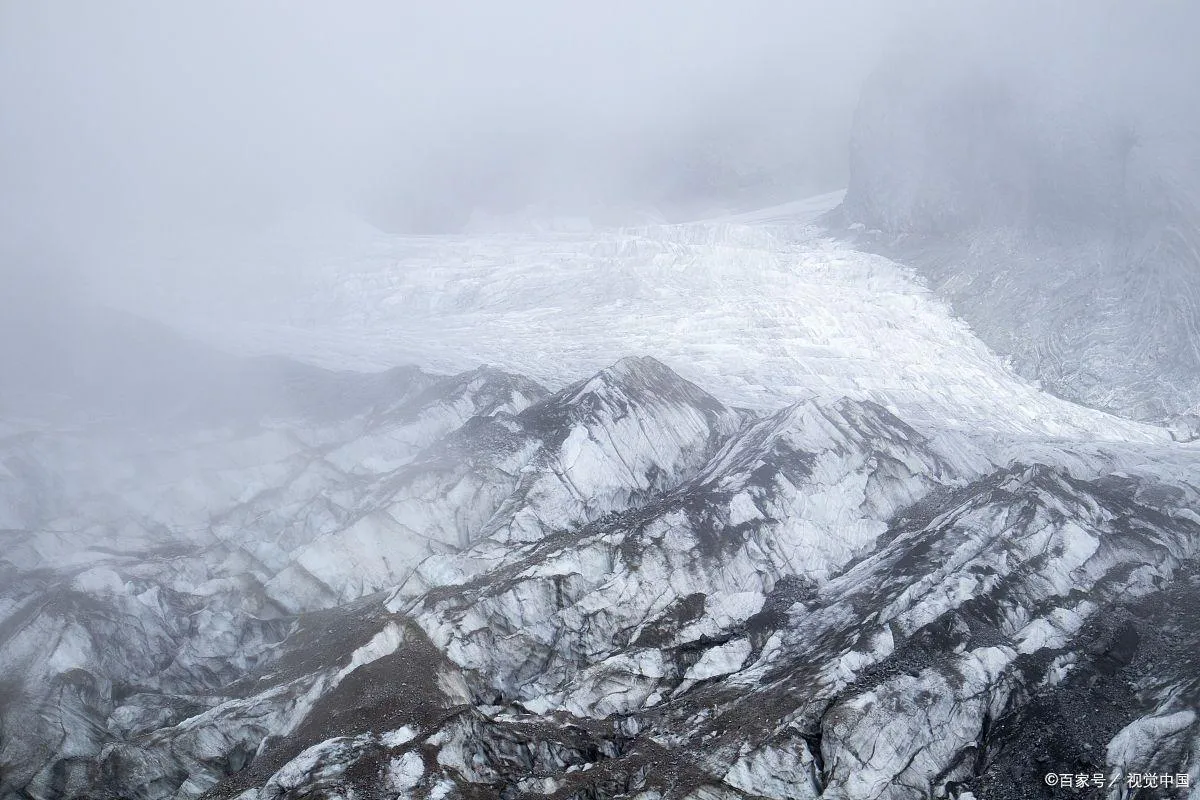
xmin=839 ymin=54 xmax=1200 ymax=422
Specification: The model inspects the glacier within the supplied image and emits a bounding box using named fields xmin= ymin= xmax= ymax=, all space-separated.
xmin=111 ymin=190 xmax=1166 ymax=444
xmin=2 ymin=196 xmax=1199 ymax=800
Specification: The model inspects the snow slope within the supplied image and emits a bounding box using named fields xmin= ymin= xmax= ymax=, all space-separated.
xmin=122 ymin=193 xmax=1165 ymax=445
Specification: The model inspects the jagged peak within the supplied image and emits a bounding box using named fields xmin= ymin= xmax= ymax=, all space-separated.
xmin=576 ymin=356 xmax=691 ymax=395
xmin=995 ymin=462 xmax=1090 ymax=501
xmin=439 ymin=364 xmax=548 ymax=399
xmin=912 ymin=463 xmax=1106 ymax=529
xmin=598 ymin=355 xmax=676 ymax=384
xmin=759 ymin=395 xmax=926 ymax=450
xmin=537 ymin=356 xmax=734 ymax=420
xmin=697 ymin=395 xmax=950 ymax=489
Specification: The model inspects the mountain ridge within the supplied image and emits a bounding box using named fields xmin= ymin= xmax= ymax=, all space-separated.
xmin=3 ymin=338 xmax=1198 ymax=799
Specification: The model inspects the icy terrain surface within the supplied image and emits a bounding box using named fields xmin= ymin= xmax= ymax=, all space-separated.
xmin=5 ymin=195 xmax=1199 ymax=800
xmin=5 ymin=344 xmax=1198 ymax=800
xmin=126 ymin=191 xmax=1163 ymax=443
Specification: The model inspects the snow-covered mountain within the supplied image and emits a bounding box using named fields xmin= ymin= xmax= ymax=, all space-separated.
xmin=4 ymin=201 xmax=1200 ymax=799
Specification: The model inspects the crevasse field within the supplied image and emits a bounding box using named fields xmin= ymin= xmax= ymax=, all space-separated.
xmin=136 ymin=192 xmax=1161 ymax=445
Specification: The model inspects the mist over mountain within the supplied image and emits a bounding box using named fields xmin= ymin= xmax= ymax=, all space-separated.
xmin=837 ymin=6 xmax=1200 ymax=421
xmin=4 ymin=3 xmax=1200 ymax=799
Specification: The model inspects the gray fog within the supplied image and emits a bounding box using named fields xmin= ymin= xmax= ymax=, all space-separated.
xmin=0 ymin=1 xmax=1197 ymax=336
xmin=0 ymin=1 xmax=903 ymax=245
xmin=6 ymin=2 xmax=1184 ymax=241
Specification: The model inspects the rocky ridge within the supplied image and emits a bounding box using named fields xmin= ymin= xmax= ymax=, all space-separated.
xmin=2 ymin=325 xmax=1199 ymax=799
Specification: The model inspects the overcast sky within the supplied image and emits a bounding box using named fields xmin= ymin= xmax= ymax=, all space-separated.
xmin=1 ymin=1 xmax=1197 ymax=258
xmin=0 ymin=2 xmax=941 ymax=243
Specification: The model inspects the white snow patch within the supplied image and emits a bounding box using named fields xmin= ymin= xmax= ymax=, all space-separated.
xmin=685 ymin=639 xmax=752 ymax=681
xmin=387 ymin=751 xmax=425 ymax=792
xmin=380 ymin=725 xmax=419 ymax=747
xmin=1107 ymin=710 xmax=1196 ymax=771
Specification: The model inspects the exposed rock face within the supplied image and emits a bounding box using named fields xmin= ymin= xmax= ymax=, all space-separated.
xmin=838 ymin=53 xmax=1200 ymax=423
xmin=3 ymin=318 xmax=1199 ymax=799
